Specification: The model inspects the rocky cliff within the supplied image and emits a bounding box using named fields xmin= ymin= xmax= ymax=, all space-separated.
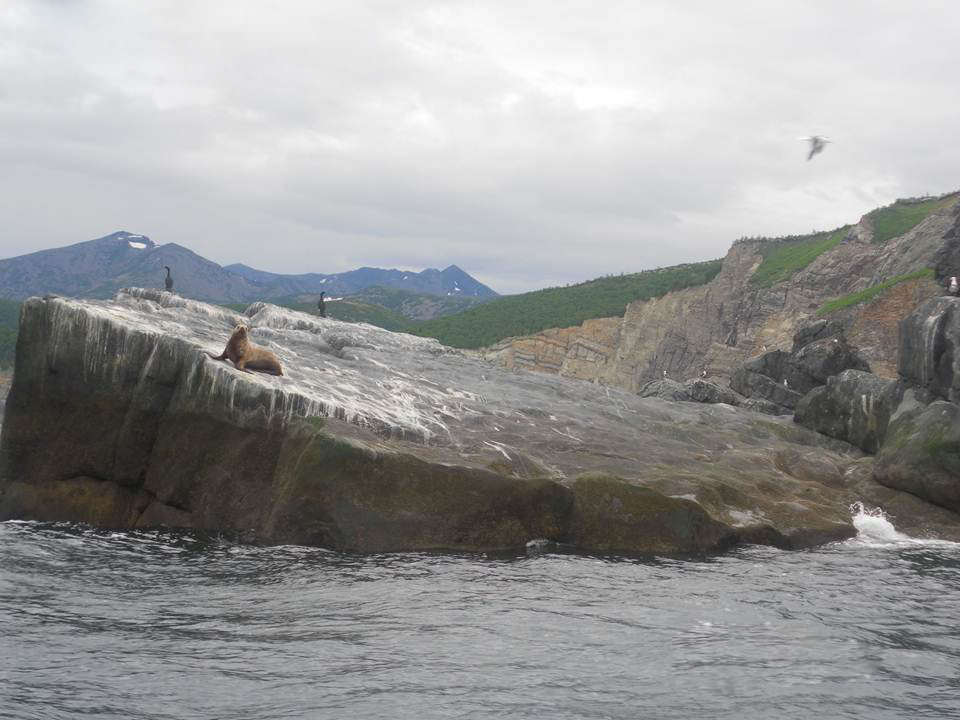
xmin=3 ymin=289 xmax=960 ymax=553
xmin=797 ymin=296 xmax=960 ymax=516
xmin=482 ymin=196 xmax=959 ymax=390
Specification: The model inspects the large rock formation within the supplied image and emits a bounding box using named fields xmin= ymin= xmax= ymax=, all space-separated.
xmin=897 ymin=296 xmax=960 ymax=403
xmin=6 ymin=290 xmax=958 ymax=552
xmin=481 ymin=196 xmax=958 ymax=389
xmin=730 ymin=323 xmax=871 ymax=413
xmin=796 ymin=297 xmax=960 ymax=514
xmin=875 ymin=401 xmax=960 ymax=514
xmin=794 ymin=370 xmax=904 ymax=454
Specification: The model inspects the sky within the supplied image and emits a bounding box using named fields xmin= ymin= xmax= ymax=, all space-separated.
xmin=1 ymin=1 xmax=958 ymax=294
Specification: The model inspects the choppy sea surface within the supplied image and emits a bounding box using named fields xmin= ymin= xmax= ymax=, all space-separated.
xmin=2 ymin=507 xmax=959 ymax=720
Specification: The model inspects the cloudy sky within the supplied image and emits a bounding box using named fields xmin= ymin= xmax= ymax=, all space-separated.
xmin=1 ymin=1 xmax=958 ymax=293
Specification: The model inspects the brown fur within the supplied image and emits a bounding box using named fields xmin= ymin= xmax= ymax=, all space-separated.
xmin=207 ymin=324 xmax=283 ymax=376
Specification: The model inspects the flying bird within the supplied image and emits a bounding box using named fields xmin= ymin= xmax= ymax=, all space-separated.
xmin=799 ymin=135 xmax=831 ymax=161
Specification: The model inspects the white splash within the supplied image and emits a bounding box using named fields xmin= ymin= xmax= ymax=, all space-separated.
xmin=850 ymin=502 xmax=913 ymax=543
xmin=849 ymin=502 xmax=960 ymax=547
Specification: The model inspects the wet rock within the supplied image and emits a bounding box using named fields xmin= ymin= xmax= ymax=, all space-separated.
xmin=897 ymin=296 xmax=960 ymax=403
xmin=874 ymin=400 xmax=960 ymax=514
xmin=4 ymin=289 xmax=957 ymax=552
xmin=795 ymin=370 xmax=904 ymax=453
xmin=567 ymin=474 xmax=738 ymax=555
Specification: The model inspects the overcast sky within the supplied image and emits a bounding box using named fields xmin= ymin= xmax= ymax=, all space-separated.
xmin=1 ymin=1 xmax=958 ymax=293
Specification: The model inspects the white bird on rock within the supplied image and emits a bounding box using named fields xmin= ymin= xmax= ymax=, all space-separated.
xmin=799 ymin=135 xmax=831 ymax=161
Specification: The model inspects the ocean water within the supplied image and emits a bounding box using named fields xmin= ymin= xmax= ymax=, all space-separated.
xmin=2 ymin=507 xmax=959 ymax=720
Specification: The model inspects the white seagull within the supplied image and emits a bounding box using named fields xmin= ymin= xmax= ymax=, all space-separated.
xmin=799 ymin=135 xmax=831 ymax=161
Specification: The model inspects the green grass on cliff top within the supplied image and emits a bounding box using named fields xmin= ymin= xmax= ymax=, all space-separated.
xmin=867 ymin=195 xmax=957 ymax=244
xmin=407 ymin=260 xmax=723 ymax=349
xmin=816 ymin=268 xmax=935 ymax=316
xmin=750 ymin=226 xmax=849 ymax=288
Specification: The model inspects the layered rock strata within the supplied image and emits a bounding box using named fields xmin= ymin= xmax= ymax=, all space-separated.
xmin=482 ymin=198 xmax=958 ymax=389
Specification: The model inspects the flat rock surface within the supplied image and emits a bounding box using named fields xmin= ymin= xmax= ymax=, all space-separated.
xmin=3 ymin=289 xmax=960 ymax=551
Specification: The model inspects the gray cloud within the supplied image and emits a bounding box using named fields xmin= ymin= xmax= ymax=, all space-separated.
xmin=1 ymin=1 xmax=958 ymax=292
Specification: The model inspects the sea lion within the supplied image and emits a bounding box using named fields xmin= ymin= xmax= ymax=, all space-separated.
xmin=207 ymin=324 xmax=283 ymax=376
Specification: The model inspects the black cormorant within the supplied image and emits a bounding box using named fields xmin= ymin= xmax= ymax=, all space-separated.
xmin=317 ymin=291 xmax=326 ymax=318
xmin=164 ymin=266 xmax=173 ymax=291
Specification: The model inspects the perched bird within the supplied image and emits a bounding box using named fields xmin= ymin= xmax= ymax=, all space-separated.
xmin=949 ymin=276 xmax=959 ymax=296
xmin=783 ymin=379 xmax=789 ymax=388
xmin=164 ymin=266 xmax=173 ymax=292
xmin=699 ymin=369 xmax=707 ymax=379
xmin=662 ymin=370 xmax=668 ymax=379
xmin=799 ymin=135 xmax=831 ymax=161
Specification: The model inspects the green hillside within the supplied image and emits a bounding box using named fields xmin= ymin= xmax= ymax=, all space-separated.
xmin=751 ymin=227 xmax=849 ymax=288
xmin=345 ymin=285 xmax=489 ymax=320
xmin=0 ymin=299 xmax=21 ymax=369
xmin=287 ymin=299 xmax=411 ymax=331
xmin=408 ymin=260 xmax=723 ymax=349
xmin=867 ymin=195 xmax=957 ymax=244
xmin=816 ymin=268 xmax=935 ymax=316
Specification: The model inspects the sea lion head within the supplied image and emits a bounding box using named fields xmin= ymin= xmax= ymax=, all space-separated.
xmin=233 ymin=324 xmax=249 ymax=339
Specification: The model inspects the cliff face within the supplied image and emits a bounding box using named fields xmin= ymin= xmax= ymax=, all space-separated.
xmin=796 ymin=296 xmax=960 ymax=515
xmin=483 ymin=199 xmax=958 ymax=390
xmin=5 ymin=289 xmax=958 ymax=552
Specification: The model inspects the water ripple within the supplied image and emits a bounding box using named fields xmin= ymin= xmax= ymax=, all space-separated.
xmin=2 ymin=520 xmax=960 ymax=719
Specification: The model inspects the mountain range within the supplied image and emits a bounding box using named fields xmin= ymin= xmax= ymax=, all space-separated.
xmin=0 ymin=231 xmax=498 ymax=304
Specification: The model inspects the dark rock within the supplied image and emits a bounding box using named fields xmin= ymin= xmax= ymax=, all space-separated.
xmin=897 ymin=296 xmax=960 ymax=403
xmin=638 ymin=378 xmax=746 ymax=408
xmin=933 ymin=207 xmax=960 ymax=285
xmin=731 ymin=358 xmax=805 ymax=410
xmin=683 ymin=378 xmax=744 ymax=406
xmin=567 ymin=474 xmax=738 ymax=554
xmin=731 ymin=331 xmax=870 ymax=410
xmin=792 ymin=337 xmax=871 ymax=388
xmin=792 ymin=319 xmax=846 ymax=353
xmin=874 ymin=400 xmax=960 ymax=513
xmin=636 ymin=378 xmax=690 ymax=401
xmin=794 ymin=370 xmax=903 ymax=453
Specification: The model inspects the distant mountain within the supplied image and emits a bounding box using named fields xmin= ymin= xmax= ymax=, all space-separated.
xmin=0 ymin=231 xmax=498 ymax=303
xmin=0 ymin=231 xmax=262 ymax=302
xmin=224 ymin=262 xmax=498 ymax=299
